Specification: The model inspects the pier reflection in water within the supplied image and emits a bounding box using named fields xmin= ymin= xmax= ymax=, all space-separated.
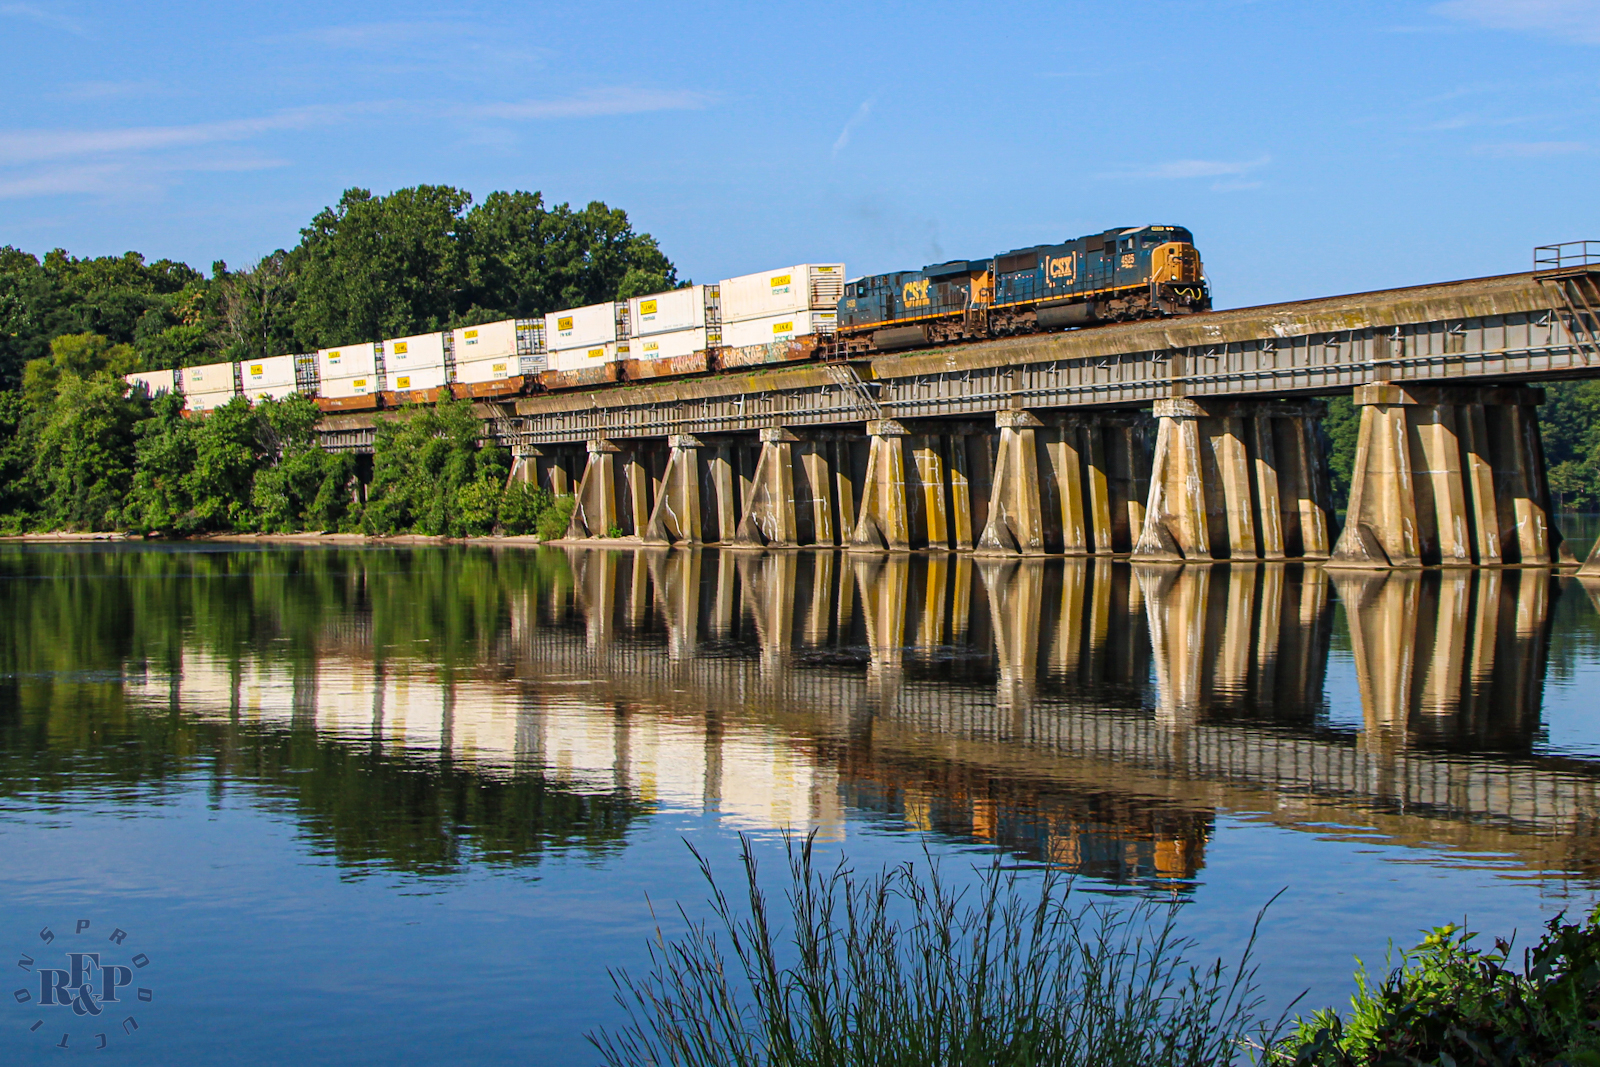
xmin=7 ymin=545 xmax=1597 ymax=891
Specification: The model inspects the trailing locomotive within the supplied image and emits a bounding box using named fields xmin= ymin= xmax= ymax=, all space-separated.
xmin=836 ymin=225 xmax=1209 ymax=353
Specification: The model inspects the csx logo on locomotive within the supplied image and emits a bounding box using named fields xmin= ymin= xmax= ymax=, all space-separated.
xmin=902 ymin=279 xmax=932 ymax=308
xmin=1046 ymin=255 xmax=1076 ymax=283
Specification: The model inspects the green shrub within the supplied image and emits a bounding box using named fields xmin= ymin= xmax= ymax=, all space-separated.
xmin=1277 ymin=909 xmax=1600 ymax=1067
xmin=500 ymin=482 xmax=553 ymax=534
xmin=591 ymin=836 xmax=1282 ymax=1067
xmin=536 ymin=494 xmax=575 ymax=541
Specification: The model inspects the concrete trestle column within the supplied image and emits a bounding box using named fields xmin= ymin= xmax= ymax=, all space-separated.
xmin=643 ymin=435 xmax=709 ymax=545
xmin=976 ymin=409 xmax=1149 ymax=556
xmin=1329 ymin=385 xmax=1570 ymax=568
xmin=1133 ymin=399 xmax=1332 ymax=562
xmin=567 ymin=438 xmax=658 ymax=538
xmin=567 ymin=439 xmax=619 ymax=538
xmin=733 ymin=428 xmax=849 ymax=548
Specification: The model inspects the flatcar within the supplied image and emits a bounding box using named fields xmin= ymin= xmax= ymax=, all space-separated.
xmin=836 ymin=224 xmax=1209 ymax=353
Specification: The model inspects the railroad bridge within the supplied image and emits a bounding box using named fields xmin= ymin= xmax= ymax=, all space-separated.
xmin=320 ymin=257 xmax=1600 ymax=571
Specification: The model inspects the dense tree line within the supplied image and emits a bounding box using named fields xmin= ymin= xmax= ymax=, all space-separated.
xmin=0 ymin=185 xmax=666 ymax=533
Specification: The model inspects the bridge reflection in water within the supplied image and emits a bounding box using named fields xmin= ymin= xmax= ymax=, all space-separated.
xmin=148 ymin=548 xmax=1599 ymax=889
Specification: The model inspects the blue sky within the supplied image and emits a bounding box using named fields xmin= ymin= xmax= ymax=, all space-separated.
xmin=2 ymin=0 xmax=1598 ymax=308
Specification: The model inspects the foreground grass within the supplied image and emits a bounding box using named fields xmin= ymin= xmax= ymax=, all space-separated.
xmin=589 ymin=835 xmax=1285 ymax=1067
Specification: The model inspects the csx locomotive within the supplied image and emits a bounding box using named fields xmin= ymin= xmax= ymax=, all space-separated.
xmin=836 ymin=224 xmax=1209 ymax=354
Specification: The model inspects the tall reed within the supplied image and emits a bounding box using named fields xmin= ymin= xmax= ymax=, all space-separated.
xmin=590 ymin=834 xmax=1286 ymax=1067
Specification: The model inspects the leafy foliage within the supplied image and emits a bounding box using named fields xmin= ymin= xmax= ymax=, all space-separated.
xmin=1277 ymin=910 xmax=1600 ymax=1067
xmin=361 ymin=398 xmax=509 ymax=537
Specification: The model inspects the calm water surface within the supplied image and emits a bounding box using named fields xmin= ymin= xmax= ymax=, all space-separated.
xmin=3 ymin=544 xmax=1600 ymax=1063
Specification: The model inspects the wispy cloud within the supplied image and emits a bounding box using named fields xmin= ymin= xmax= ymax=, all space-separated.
xmin=465 ymin=87 xmax=709 ymax=121
xmin=832 ymin=99 xmax=873 ymax=157
xmin=1099 ymin=154 xmax=1271 ymax=191
xmin=0 ymin=154 xmax=288 ymax=200
xmin=0 ymin=106 xmax=366 ymax=166
xmin=0 ymin=2 xmax=85 ymax=34
xmin=1475 ymin=139 xmax=1591 ymax=155
xmin=1434 ymin=0 xmax=1600 ymax=43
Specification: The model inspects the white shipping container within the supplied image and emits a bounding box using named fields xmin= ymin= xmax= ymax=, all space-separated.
xmin=387 ymin=365 xmax=449 ymax=392
xmin=722 ymin=310 xmax=837 ymax=348
xmin=548 ymin=341 xmax=623 ymax=372
xmin=383 ymin=331 xmax=447 ymax=372
xmin=455 ymin=354 xmax=521 ymax=385
xmin=181 ymin=361 xmax=237 ymax=412
xmin=241 ymin=354 xmax=298 ymax=402
xmin=718 ymin=264 xmax=844 ymax=323
xmin=317 ymin=342 xmax=378 ymax=382
xmin=452 ymin=320 xmax=518 ymax=361
xmin=545 ymin=302 xmax=618 ymax=350
xmin=125 ymin=370 xmax=176 ymax=397
xmin=630 ymin=328 xmax=710 ymax=362
xmin=629 ymin=286 xmax=708 ymax=337
xmin=320 ymin=374 xmax=378 ymax=399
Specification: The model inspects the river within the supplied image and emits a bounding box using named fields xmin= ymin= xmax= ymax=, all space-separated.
xmin=2 ymin=543 xmax=1599 ymax=1063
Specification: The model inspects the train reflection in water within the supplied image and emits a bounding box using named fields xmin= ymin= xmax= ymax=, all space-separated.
xmin=118 ymin=548 xmax=1600 ymax=889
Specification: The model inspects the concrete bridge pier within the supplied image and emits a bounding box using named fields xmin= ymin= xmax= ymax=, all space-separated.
xmin=1133 ymin=399 xmax=1332 ymax=562
xmin=731 ymin=428 xmax=854 ymax=549
xmin=975 ymin=410 xmax=1150 ymax=557
xmin=1329 ymin=385 xmax=1571 ymax=568
xmin=643 ymin=435 xmax=711 ymax=545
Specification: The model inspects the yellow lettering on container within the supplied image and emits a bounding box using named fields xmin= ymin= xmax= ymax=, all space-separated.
xmin=557 ymin=317 xmax=574 ymax=332
xmin=393 ymin=341 xmax=408 ymax=354
xmin=396 ymin=376 xmax=411 ymax=389
xmin=464 ymin=330 xmax=479 ymax=341
xmin=587 ymin=348 xmax=604 ymax=359
xmin=771 ymin=275 xmax=791 ymax=288
xmin=353 ymin=379 xmax=367 ymax=389
xmin=327 ymin=352 xmax=340 ymax=363
xmin=492 ymin=362 xmax=507 ymax=373
xmin=773 ymin=321 xmax=793 ymax=334
xmin=643 ymin=341 xmax=659 ymax=352
xmin=640 ymin=299 xmax=658 ymax=315
xmin=249 ymin=364 xmax=263 ymax=376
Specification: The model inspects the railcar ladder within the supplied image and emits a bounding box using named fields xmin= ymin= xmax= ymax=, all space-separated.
xmin=1534 ymin=241 xmax=1600 ymax=363
xmin=823 ymin=360 xmax=882 ymax=420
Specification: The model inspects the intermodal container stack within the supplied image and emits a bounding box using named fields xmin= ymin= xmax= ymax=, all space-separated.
xmin=181 ymin=360 xmax=239 ymax=413
xmin=381 ymin=332 xmax=449 ymax=403
xmin=542 ymin=302 xmax=625 ymax=389
xmin=717 ymin=264 xmax=843 ymax=366
xmin=241 ymin=354 xmax=299 ymax=404
xmin=315 ymin=342 xmax=380 ymax=411
xmin=451 ymin=321 xmax=522 ymax=397
xmin=624 ymin=285 xmax=719 ymax=380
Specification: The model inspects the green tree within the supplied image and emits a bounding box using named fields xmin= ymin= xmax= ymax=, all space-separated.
xmin=251 ymin=394 xmax=355 ymax=531
xmin=23 ymin=332 xmax=139 ymax=406
xmin=464 ymin=191 xmax=678 ymax=320
xmin=185 ymin=397 xmax=262 ymax=530
xmin=126 ymin=391 xmax=197 ymax=533
xmin=1322 ymin=396 xmax=1361 ymax=507
xmin=362 ymin=397 xmax=507 ymax=536
xmin=0 ymin=390 xmax=35 ymax=526
xmin=291 ymin=186 xmax=475 ymax=348
xmin=32 ymin=372 xmax=145 ymax=530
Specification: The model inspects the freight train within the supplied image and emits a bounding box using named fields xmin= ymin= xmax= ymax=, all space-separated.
xmin=124 ymin=225 xmax=1207 ymax=414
